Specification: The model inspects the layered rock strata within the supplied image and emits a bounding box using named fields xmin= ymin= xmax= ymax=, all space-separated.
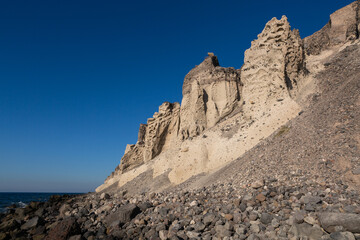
xmin=143 ymin=102 xmax=180 ymax=161
xmin=304 ymin=0 xmax=360 ymax=55
xmin=105 ymin=102 xmax=180 ymax=181
xmin=179 ymin=54 xmax=242 ymax=139
xmin=98 ymin=2 xmax=360 ymax=193
xmin=100 ymin=16 xmax=306 ymax=192
xmin=241 ymin=15 xmax=306 ymax=119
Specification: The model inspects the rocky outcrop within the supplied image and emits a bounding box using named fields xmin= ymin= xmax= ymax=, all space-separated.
xmin=100 ymin=16 xmax=306 ymax=191
xmin=143 ymin=102 xmax=180 ymax=161
xmin=304 ymin=0 xmax=360 ymax=55
xmin=179 ymin=53 xmax=242 ymax=139
xmin=105 ymin=102 xmax=179 ymax=180
xmin=241 ymin=15 xmax=306 ymax=119
xmin=99 ymin=2 xmax=360 ymax=195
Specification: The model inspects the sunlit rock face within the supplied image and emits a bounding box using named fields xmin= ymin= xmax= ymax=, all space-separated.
xmin=304 ymin=1 xmax=360 ymax=55
xmin=179 ymin=53 xmax=242 ymax=140
xmin=98 ymin=2 xmax=360 ymax=194
xmin=241 ymin=16 xmax=306 ymax=120
xmin=143 ymin=102 xmax=180 ymax=162
xmin=105 ymin=102 xmax=179 ymax=181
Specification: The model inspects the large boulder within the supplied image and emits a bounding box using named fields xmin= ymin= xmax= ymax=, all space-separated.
xmin=45 ymin=217 xmax=80 ymax=240
xmin=105 ymin=204 xmax=141 ymax=227
xmin=21 ymin=216 xmax=41 ymax=230
xmin=319 ymin=213 xmax=360 ymax=233
xmin=289 ymin=222 xmax=324 ymax=240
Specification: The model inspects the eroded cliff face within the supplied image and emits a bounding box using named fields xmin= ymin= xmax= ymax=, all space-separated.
xmin=105 ymin=102 xmax=180 ymax=182
xmin=304 ymin=0 xmax=360 ymax=55
xmin=241 ymin=16 xmax=306 ymax=120
xmin=97 ymin=1 xmax=359 ymax=194
xmin=179 ymin=54 xmax=242 ymax=139
xmin=143 ymin=102 xmax=180 ymax=161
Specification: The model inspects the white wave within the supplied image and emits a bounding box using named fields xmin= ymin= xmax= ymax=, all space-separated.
xmin=18 ymin=201 xmax=27 ymax=208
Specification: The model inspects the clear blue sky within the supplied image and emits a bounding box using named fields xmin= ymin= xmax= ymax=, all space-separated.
xmin=0 ymin=0 xmax=353 ymax=192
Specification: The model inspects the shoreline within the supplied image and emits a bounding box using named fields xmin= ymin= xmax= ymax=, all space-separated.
xmin=0 ymin=193 xmax=84 ymax=215
xmin=0 ymin=179 xmax=359 ymax=239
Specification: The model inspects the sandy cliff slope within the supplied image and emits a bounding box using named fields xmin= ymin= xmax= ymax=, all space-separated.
xmin=96 ymin=1 xmax=360 ymax=194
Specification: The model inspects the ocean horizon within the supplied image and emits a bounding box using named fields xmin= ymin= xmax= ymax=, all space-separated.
xmin=0 ymin=192 xmax=83 ymax=213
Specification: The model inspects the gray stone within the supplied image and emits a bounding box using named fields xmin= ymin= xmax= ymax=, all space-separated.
xmin=233 ymin=212 xmax=242 ymax=223
xmin=35 ymin=207 xmax=45 ymax=217
xmin=100 ymin=193 xmax=110 ymax=200
xmin=303 ymin=196 xmax=322 ymax=204
xmin=352 ymin=167 xmax=360 ymax=175
xmin=59 ymin=203 xmax=71 ymax=218
xmin=194 ymin=222 xmax=205 ymax=232
xmin=249 ymin=212 xmax=258 ymax=221
xmin=138 ymin=201 xmax=153 ymax=211
xmin=159 ymin=230 xmax=168 ymax=240
xmin=290 ymin=222 xmax=324 ymax=240
xmin=294 ymin=210 xmax=306 ymax=224
xmin=45 ymin=217 xmax=80 ymax=240
xmin=215 ymin=225 xmax=232 ymax=238
xmin=203 ymin=213 xmax=216 ymax=226
xmin=105 ymin=204 xmax=141 ymax=226
xmin=186 ymin=231 xmax=200 ymax=238
xmin=330 ymin=232 xmax=356 ymax=240
xmin=68 ymin=235 xmax=82 ymax=240
xmin=239 ymin=203 xmax=247 ymax=212
xmin=21 ymin=216 xmax=40 ymax=230
xmin=260 ymin=213 xmax=273 ymax=225
xmin=248 ymin=234 xmax=261 ymax=240
xmin=271 ymin=218 xmax=280 ymax=228
xmin=235 ymin=226 xmax=246 ymax=235
xmin=319 ymin=213 xmax=360 ymax=233
xmin=250 ymin=224 xmax=260 ymax=233
xmin=251 ymin=180 xmax=264 ymax=189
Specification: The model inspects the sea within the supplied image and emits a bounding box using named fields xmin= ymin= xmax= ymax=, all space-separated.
xmin=0 ymin=192 xmax=81 ymax=213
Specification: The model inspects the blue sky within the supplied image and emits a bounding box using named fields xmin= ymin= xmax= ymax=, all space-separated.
xmin=0 ymin=0 xmax=353 ymax=192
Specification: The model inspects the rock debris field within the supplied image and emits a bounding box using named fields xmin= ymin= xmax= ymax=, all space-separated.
xmin=1 ymin=179 xmax=360 ymax=240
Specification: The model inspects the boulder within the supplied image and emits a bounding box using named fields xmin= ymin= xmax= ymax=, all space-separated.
xmin=319 ymin=213 xmax=360 ymax=233
xmin=0 ymin=219 xmax=19 ymax=232
xmin=21 ymin=216 xmax=41 ymax=230
xmin=59 ymin=203 xmax=71 ymax=218
xmin=329 ymin=232 xmax=356 ymax=240
xmin=45 ymin=217 xmax=80 ymax=240
xmin=100 ymin=192 xmax=110 ymax=200
xmin=251 ymin=180 xmax=264 ymax=189
xmin=105 ymin=204 xmax=141 ymax=226
xmin=290 ymin=222 xmax=324 ymax=240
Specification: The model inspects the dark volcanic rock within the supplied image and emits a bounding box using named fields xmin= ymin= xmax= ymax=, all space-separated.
xmin=105 ymin=203 xmax=141 ymax=226
xmin=45 ymin=217 xmax=80 ymax=240
xmin=0 ymin=219 xmax=19 ymax=232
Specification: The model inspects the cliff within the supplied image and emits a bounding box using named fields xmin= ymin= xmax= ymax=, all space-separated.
xmin=3 ymin=3 xmax=360 ymax=240
xmin=97 ymin=1 xmax=360 ymax=194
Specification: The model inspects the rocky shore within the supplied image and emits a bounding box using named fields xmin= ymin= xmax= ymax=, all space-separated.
xmin=1 ymin=178 xmax=359 ymax=240
xmin=2 ymin=2 xmax=359 ymax=240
